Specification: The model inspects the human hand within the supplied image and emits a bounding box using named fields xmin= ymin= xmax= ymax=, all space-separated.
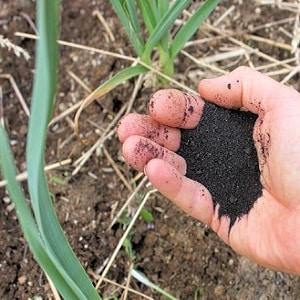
xmin=117 ymin=66 xmax=300 ymax=275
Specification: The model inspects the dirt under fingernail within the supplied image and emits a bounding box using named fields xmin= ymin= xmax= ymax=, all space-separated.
xmin=177 ymin=101 xmax=262 ymax=229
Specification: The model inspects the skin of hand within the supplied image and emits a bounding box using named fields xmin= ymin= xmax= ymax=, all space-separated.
xmin=117 ymin=66 xmax=300 ymax=275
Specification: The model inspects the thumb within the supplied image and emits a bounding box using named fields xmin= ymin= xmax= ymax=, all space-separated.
xmin=198 ymin=66 xmax=299 ymax=116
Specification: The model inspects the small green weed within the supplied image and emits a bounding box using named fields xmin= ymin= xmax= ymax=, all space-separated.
xmin=140 ymin=207 xmax=154 ymax=222
xmin=194 ymin=287 xmax=206 ymax=299
xmin=50 ymin=175 xmax=66 ymax=185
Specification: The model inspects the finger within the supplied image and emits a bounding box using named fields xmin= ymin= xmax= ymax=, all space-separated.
xmin=149 ymin=89 xmax=205 ymax=129
xmin=122 ymin=136 xmax=186 ymax=174
xmin=117 ymin=114 xmax=181 ymax=151
xmin=146 ymin=159 xmax=235 ymax=243
xmin=198 ymin=66 xmax=299 ymax=116
xmin=145 ymin=158 xmax=214 ymax=225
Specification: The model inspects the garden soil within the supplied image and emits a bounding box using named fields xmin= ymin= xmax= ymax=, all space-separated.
xmin=1 ymin=1 xmax=300 ymax=299
xmin=178 ymin=102 xmax=262 ymax=229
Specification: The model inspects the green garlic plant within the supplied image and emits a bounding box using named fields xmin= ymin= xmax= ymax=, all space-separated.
xmin=74 ymin=0 xmax=220 ymax=139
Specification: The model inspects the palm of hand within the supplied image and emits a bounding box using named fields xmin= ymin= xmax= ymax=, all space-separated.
xmin=230 ymin=100 xmax=300 ymax=274
xmin=118 ymin=67 xmax=300 ymax=275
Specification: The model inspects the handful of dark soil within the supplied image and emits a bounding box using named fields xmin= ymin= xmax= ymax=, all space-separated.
xmin=177 ymin=102 xmax=262 ymax=229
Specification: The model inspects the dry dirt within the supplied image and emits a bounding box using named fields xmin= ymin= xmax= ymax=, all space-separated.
xmin=1 ymin=0 xmax=300 ymax=299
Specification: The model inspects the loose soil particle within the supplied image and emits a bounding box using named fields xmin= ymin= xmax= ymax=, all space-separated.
xmin=178 ymin=102 xmax=262 ymax=228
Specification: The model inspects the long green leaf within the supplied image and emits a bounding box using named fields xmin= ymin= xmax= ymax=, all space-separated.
xmin=110 ymin=0 xmax=145 ymax=56
xmin=156 ymin=0 xmax=170 ymax=21
xmin=0 ymin=127 xmax=86 ymax=299
xmin=155 ymin=0 xmax=170 ymax=54
xmin=137 ymin=0 xmax=157 ymax=34
xmin=170 ymin=0 xmax=220 ymax=59
xmin=89 ymin=64 xmax=148 ymax=100
xmin=137 ymin=0 xmax=169 ymax=63
xmin=142 ymin=0 xmax=191 ymax=62
xmin=124 ymin=0 xmax=141 ymax=38
xmin=26 ymin=1 xmax=100 ymax=299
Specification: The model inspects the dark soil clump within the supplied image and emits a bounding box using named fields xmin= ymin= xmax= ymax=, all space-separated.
xmin=178 ymin=102 xmax=262 ymax=229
